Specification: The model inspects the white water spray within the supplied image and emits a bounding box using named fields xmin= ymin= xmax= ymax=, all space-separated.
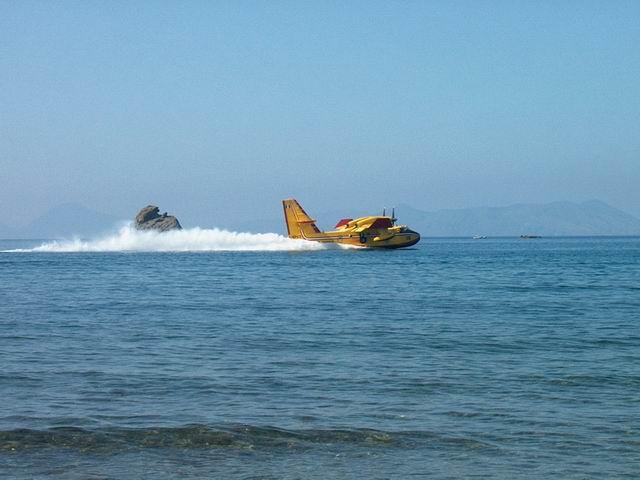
xmin=8 ymin=225 xmax=326 ymax=252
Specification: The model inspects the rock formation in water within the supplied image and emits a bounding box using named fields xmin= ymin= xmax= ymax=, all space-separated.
xmin=134 ymin=205 xmax=182 ymax=232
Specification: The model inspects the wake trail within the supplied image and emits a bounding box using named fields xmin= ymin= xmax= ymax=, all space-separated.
xmin=5 ymin=225 xmax=326 ymax=252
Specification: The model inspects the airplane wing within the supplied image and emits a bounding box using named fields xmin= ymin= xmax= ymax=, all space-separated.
xmin=352 ymin=217 xmax=393 ymax=232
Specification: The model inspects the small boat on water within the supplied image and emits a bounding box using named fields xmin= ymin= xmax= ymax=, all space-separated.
xmin=472 ymin=235 xmax=487 ymax=240
xmin=520 ymin=235 xmax=542 ymax=239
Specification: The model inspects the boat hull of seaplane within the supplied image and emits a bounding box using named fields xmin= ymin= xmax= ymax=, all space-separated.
xmin=282 ymin=199 xmax=421 ymax=249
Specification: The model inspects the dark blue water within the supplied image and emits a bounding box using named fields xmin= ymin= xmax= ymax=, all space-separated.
xmin=1 ymin=237 xmax=639 ymax=478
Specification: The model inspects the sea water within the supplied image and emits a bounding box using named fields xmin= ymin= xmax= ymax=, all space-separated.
xmin=1 ymin=231 xmax=638 ymax=479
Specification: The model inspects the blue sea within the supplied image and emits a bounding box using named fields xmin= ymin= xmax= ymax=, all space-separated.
xmin=1 ymin=231 xmax=639 ymax=479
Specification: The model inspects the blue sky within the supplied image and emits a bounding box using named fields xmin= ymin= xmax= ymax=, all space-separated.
xmin=2 ymin=1 xmax=639 ymax=228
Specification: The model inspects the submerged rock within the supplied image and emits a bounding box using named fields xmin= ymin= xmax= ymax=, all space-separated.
xmin=134 ymin=205 xmax=182 ymax=232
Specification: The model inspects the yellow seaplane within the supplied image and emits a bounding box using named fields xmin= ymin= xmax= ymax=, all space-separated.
xmin=282 ymin=199 xmax=420 ymax=249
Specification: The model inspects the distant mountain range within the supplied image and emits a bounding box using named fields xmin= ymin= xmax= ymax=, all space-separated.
xmin=1 ymin=200 xmax=639 ymax=239
xmin=0 ymin=203 xmax=123 ymax=239
xmin=0 ymin=222 xmax=11 ymax=238
xmin=246 ymin=200 xmax=640 ymax=237
xmin=396 ymin=200 xmax=640 ymax=237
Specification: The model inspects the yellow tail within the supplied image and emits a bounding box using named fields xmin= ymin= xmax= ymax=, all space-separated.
xmin=282 ymin=199 xmax=322 ymax=239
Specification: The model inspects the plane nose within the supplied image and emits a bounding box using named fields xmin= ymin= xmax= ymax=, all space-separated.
xmin=404 ymin=229 xmax=420 ymax=246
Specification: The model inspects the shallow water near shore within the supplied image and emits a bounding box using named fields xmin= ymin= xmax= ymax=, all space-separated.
xmin=1 ymin=236 xmax=639 ymax=479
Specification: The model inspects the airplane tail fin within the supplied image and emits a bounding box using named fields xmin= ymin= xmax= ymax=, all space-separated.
xmin=282 ymin=199 xmax=321 ymax=239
